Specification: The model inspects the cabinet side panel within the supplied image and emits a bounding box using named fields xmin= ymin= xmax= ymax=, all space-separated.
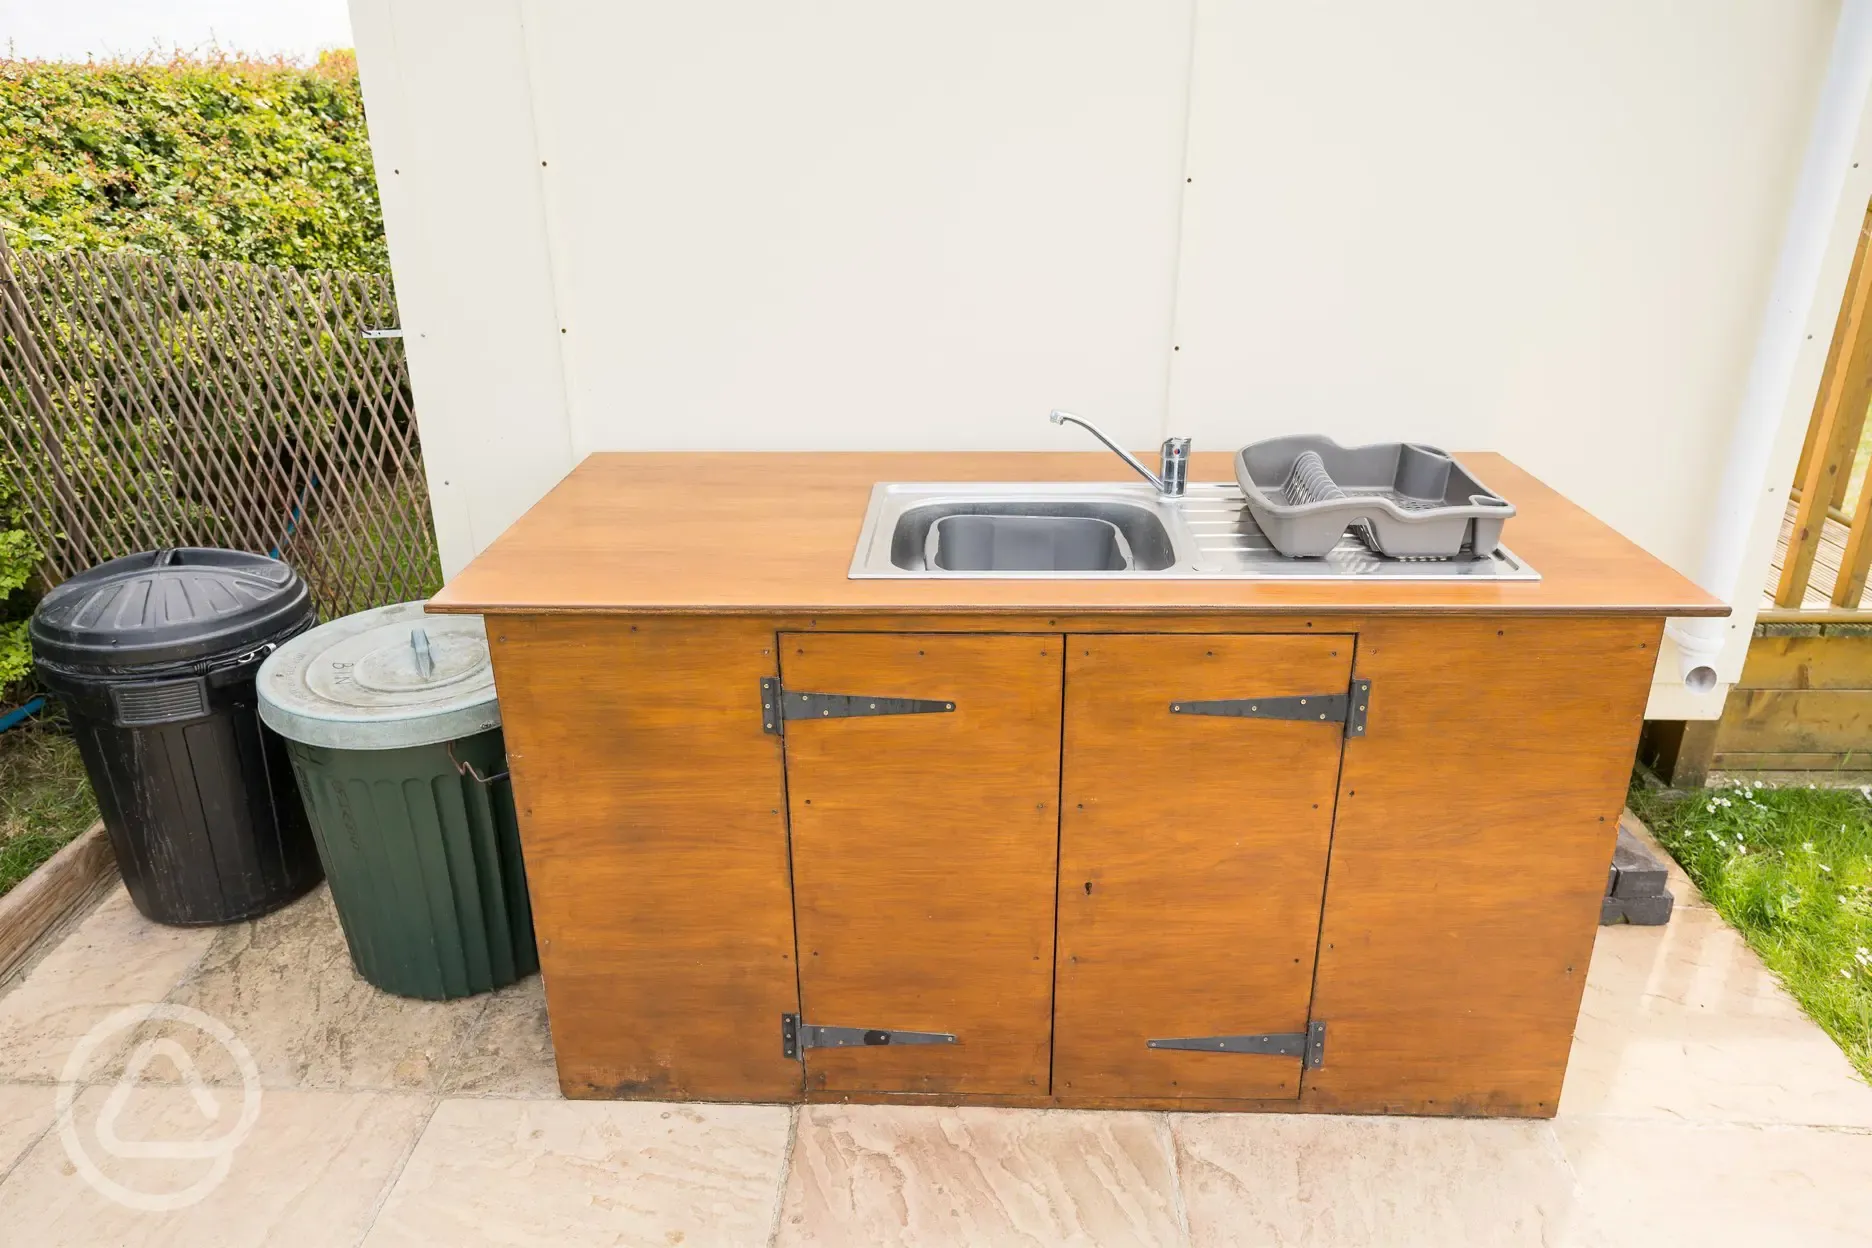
xmin=1303 ymin=616 xmax=1661 ymax=1117
xmin=489 ymin=615 xmax=801 ymax=1100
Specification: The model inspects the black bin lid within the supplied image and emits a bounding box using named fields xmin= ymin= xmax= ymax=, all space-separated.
xmin=30 ymin=548 xmax=314 ymax=673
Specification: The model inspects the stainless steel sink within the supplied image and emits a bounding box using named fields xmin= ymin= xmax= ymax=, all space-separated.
xmin=926 ymin=514 xmax=1142 ymax=572
xmin=900 ymin=498 xmax=1176 ymax=573
xmin=849 ymin=482 xmax=1541 ymax=581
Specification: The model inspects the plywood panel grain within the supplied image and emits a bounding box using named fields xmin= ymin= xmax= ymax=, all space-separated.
xmin=781 ymin=632 xmax=1063 ymax=1096
xmin=487 ymin=609 xmax=1672 ymax=1115
xmin=487 ymin=616 xmax=801 ymax=1100
xmin=1054 ymin=634 xmax=1350 ymax=1100
xmin=1302 ymin=617 xmax=1660 ymax=1117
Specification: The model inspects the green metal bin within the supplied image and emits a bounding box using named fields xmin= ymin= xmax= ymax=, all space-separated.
xmin=256 ymin=601 xmax=537 ymax=1000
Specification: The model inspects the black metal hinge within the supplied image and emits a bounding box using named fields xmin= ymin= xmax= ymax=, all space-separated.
xmin=1170 ymin=679 xmax=1371 ymax=738
xmin=781 ymin=1013 xmax=958 ymax=1059
xmin=1147 ymin=1020 xmax=1327 ymax=1069
xmin=760 ymin=677 xmax=955 ymax=735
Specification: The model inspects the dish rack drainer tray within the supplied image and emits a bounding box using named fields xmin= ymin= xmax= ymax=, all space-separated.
xmin=1234 ymin=437 xmax=1514 ymax=558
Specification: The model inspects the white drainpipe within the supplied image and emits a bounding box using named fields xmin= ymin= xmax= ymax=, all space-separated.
xmin=1667 ymin=0 xmax=1872 ymax=695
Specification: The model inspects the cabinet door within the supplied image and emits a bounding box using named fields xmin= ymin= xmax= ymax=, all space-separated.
xmin=781 ymin=632 xmax=1062 ymax=1095
xmin=1055 ymin=634 xmax=1351 ymax=1100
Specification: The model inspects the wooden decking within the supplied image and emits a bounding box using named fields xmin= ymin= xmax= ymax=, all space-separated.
xmin=1766 ymin=496 xmax=1872 ymax=613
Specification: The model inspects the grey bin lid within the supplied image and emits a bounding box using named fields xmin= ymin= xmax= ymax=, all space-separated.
xmin=257 ymin=601 xmax=500 ymax=750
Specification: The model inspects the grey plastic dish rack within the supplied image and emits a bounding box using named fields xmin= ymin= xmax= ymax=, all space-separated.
xmin=1234 ymin=437 xmax=1514 ymax=559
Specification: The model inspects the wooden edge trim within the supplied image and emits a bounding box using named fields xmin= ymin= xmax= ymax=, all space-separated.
xmin=0 ymin=820 xmax=116 ymax=984
xmin=428 ymin=601 xmax=1731 ymax=619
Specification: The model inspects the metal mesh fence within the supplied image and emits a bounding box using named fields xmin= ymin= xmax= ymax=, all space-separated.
xmin=0 ymin=238 xmax=440 ymax=618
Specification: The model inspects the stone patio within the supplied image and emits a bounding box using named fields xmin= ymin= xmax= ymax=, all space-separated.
xmin=0 ymin=826 xmax=1869 ymax=1246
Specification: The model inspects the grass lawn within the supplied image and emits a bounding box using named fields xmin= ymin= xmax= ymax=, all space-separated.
xmin=0 ymin=718 xmax=99 ymax=898
xmin=1629 ymin=778 xmax=1872 ymax=1081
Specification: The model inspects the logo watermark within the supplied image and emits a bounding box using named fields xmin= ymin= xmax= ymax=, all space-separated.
xmin=57 ymin=1003 xmax=262 ymax=1211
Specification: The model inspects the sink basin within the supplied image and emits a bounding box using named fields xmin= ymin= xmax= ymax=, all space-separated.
xmin=849 ymin=482 xmax=1542 ymax=581
xmin=927 ymin=514 xmax=1138 ymax=572
xmin=899 ymin=500 xmax=1175 ymax=573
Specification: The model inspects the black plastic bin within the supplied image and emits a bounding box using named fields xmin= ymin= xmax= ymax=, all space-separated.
xmin=30 ymin=548 xmax=324 ymax=925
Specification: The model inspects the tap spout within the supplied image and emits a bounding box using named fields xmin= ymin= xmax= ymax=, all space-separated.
xmin=1049 ymin=409 xmax=1187 ymax=496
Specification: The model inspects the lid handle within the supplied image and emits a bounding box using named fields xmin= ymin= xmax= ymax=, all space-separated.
xmin=410 ymin=628 xmax=436 ymax=680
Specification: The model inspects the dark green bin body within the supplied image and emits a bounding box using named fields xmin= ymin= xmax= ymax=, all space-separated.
xmin=284 ymin=725 xmax=537 ymax=1000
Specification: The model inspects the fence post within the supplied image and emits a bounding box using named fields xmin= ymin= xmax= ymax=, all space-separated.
xmin=0 ymin=232 xmax=88 ymax=569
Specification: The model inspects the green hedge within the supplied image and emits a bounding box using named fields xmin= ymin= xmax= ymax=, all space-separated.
xmin=0 ymin=468 xmax=37 ymax=691
xmin=0 ymin=51 xmax=386 ymax=272
xmin=0 ymin=52 xmax=395 ymax=692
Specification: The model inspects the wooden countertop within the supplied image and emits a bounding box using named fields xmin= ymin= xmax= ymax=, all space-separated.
xmin=428 ymin=451 xmax=1727 ymax=617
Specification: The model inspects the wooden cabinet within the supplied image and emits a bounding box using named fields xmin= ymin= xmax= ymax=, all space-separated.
xmin=490 ymin=613 xmax=1662 ymax=1115
xmin=1054 ymin=634 xmax=1350 ymax=1101
xmin=771 ymin=630 xmax=1353 ymax=1101
xmin=487 ymin=613 xmax=1662 ymax=1116
xmin=780 ymin=633 xmax=1062 ymax=1095
xmin=449 ymin=450 xmax=1710 ymax=1116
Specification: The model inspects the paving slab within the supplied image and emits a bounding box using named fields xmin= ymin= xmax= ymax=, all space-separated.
xmin=1554 ymin=1119 xmax=1872 ymax=1247
xmin=362 ymin=1098 xmax=791 ymax=1248
xmin=0 ymin=888 xmax=213 ymax=1083
xmin=1561 ymin=905 xmax=1872 ymax=1126
xmin=0 ymin=1086 xmax=430 ymax=1247
xmin=777 ymin=1104 xmax=1181 ymax=1247
xmin=1172 ymin=1114 xmax=1577 ymax=1247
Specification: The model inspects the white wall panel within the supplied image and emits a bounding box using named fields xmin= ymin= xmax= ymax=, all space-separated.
xmin=519 ymin=0 xmax=1195 ymax=455
xmin=348 ymin=0 xmax=576 ymax=577
xmin=350 ymin=0 xmax=1872 ymax=714
xmin=1166 ymin=0 xmax=1835 ymax=578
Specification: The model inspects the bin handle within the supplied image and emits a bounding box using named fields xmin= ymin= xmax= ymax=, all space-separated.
xmin=205 ymin=640 xmax=279 ymax=688
xmin=447 ymin=739 xmax=509 ymax=786
xmin=410 ymin=628 xmax=436 ymax=680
